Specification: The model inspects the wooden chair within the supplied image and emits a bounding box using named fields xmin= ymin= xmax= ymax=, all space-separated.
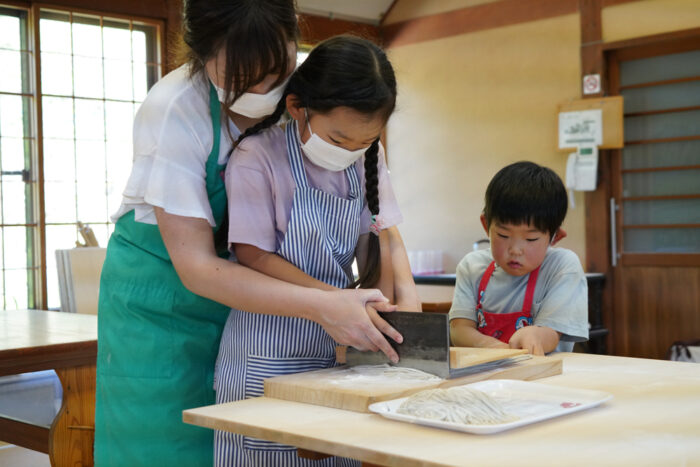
xmin=56 ymin=247 xmax=106 ymax=314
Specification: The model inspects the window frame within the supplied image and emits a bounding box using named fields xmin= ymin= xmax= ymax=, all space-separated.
xmin=0 ymin=2 xmax=165 ymax=309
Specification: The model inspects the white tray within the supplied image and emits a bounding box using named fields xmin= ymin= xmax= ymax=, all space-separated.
xmin=368 ymin=379 xmax=613 ymax=434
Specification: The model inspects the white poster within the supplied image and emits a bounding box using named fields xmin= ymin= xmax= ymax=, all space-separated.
xmin=558 ymin=109 xmax=603 ymax=149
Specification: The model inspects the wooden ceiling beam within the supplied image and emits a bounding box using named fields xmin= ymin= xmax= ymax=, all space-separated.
xmin=298 ymin=13 xmax=381 ymax=45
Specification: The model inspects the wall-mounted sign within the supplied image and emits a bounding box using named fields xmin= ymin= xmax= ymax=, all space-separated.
xmin=583 ymin=74 xmax=601 ymax=95
xmin=558 ymin=109 xmax=603 ymax=149
xmin=557 ymin=96 xmax=624 ymax=150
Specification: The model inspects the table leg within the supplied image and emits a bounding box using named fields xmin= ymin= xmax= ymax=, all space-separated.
xmin=49 ymin=364 xmax=96 ymax=467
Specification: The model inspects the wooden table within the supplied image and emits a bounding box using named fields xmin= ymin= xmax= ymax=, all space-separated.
xmin=184 ymin=353 xmax=700 ymax=466
xmin=0 ymin=309 xmax=97 ymax=466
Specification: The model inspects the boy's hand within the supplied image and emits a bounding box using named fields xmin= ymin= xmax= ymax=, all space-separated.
xmin=508 ymin=326 xmax=560 ymax=356
xmin=450 ymin=318 xmax=509 ymax=349
xmin=509 ymin=327 xmax=544 ymax=355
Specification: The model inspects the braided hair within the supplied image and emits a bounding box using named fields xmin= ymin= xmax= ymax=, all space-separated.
xmin=237 ymin=35 xmax=397 ymax=289
xmin=181 ymin=0 xmax=298 ymax=252
xmin=352 ymin=138 xmax=382 ymax=289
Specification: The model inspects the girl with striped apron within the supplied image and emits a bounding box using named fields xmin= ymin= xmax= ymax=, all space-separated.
xmin=213 ymin=121 xmax=361 ymax=467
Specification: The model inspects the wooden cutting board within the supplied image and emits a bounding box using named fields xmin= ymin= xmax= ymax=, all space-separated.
xmin=264 ymin=349 xmax=563 ymax=413
xmin=449 ymin=347 xmax=527 ymax=367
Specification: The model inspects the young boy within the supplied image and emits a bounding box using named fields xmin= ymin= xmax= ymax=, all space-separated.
xmin=449 ymin=161 xmax=588 ymax=355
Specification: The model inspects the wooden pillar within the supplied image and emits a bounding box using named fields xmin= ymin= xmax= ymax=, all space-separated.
xmin=579 ymin=0 xmax=614 ymax=354
xmin=163 ymin=0 xmax=183 ymax=73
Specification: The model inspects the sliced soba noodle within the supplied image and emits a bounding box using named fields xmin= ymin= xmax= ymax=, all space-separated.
xmin=397 ymin=386 xmax=518 ymax=425
xmin=348 ymin=364 xmax=441 ymax=381
xmin=329 ymin=364 xmax=442 ymax=388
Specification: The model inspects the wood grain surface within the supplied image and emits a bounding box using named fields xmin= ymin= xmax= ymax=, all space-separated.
xmin=185 ymin=353 xmax=700 ymax=467
xmin=49 ymin=364 xmax=96 ymax=467
xmin=449 ymin=347 xmax=527 ymax=368
xmin=265 ymin=355 xmax=562 ymax=412
xmin=0 ymin=310 xmax=97 ymax=376
xmin=0 ymin=310 xmax=97 ymax=466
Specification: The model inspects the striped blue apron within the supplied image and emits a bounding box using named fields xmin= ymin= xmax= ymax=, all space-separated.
xmin=213 ymin=120 xmax=362 ymax=466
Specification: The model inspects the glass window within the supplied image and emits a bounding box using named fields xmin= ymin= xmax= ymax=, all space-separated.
xmin=619 ymin=49 xmax=700 ymax=256
xmin=0 ymin=7 xmax=35 ymax=309
xmin=620 ymin=49 xmax=700 ymax=87
xmin=0 ymin=6 xmax=162 ymax=310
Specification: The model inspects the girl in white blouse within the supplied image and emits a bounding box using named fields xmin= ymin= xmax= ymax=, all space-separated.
xmin=94 ymin=2 xmax=403 ymax=466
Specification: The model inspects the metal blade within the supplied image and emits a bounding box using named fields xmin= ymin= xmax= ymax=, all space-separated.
xmin=345 ymin=311 xmax=451 ymax=379
xmin=448 ymin=354 xmax=531 ymax=378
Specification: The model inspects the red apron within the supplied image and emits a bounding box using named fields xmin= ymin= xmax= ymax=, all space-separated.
xmin=476 ymin=261 xmax=540 ymax=343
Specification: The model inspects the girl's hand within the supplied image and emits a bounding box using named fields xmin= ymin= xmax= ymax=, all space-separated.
xmin=314 ymin=289 xmax=400 ymax=363
xmin=365 ymin=301 xmax=403 ymax=347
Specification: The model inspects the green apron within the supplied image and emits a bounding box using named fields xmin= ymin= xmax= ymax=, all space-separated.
xmin=94 ymin=84 xmax=229 ymax=467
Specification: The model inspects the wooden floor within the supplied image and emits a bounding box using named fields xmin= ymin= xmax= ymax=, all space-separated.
xmin=0 ymin=444 xmax=50 ymax=466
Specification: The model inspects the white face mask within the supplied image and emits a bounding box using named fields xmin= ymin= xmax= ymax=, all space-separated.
xmin=212 ymin=78 xmax=287 ymax=119
xmin=299 ymin=110 xmax=368 ymax=172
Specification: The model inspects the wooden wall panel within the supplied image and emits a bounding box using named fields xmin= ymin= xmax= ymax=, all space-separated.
xmin=618 ymin=267 xmax=700 ymax=359
xmin=299 ymin=14 xmax=380 ymax=45
xmin=163 ymin=0 xmax=183 ymax=73
xmin=383 ymin=0 xmax=578 ymax=48
xmin=38 ymin=0 xmax=168 ymax=18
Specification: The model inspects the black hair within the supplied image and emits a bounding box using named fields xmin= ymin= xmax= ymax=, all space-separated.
xmin=180 ymin=0 xmax=298 ymax=251
xmin=182 ymin=0 xmax=298 ymax=139
xmin=483 ymin=161 xmax=568 ymax=237
xmin=238 ymin=35 xmax=398 ymax=289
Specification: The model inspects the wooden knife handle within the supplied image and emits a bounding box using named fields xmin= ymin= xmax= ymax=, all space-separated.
xmin=335 ymin=346 xmax=347 ymax=364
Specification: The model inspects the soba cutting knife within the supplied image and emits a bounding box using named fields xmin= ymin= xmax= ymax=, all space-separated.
xmin=343 ymin=311 xmax=529 ymax=379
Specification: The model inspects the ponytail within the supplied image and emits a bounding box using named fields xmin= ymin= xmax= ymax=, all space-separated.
xmin=349 ymin=138 xmax=381 ymax=289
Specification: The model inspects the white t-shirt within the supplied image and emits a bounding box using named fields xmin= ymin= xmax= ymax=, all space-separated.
xmin=112 ymin=64 xmax=239 ymax=226
xmin=449 ymin=248 xmax=589 ymax=352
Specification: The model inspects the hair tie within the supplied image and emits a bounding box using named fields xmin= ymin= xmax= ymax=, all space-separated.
xmin=369 ymin=214 xmax=383 ymax=236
